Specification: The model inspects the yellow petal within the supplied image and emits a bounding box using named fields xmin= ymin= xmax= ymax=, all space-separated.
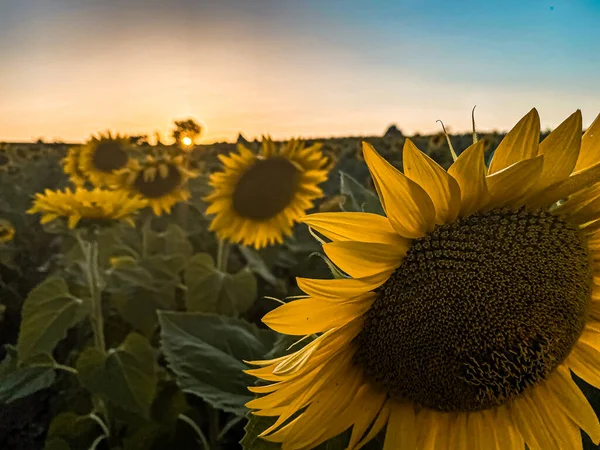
xmin=261 ymin=293 xmax=375 ymax=335
xmin=546 ymin=365 xmax=600 ymax=445
xmin=362 ymin=142 xmax=435 ymax=238
xmin=323 ymin=241 xmax=407 ymax=278
xmin=448 ymin=140 xmax=490 ymax=217
xmin=467 ymin=411 xmax=495 ymax=450
xmin=347 ymin=384 xmax=387 ymax=449
xmin=485 ymin=156 xmax=544 ymax=210
xmin=301 ymin=212 xmax=406 ymax=245
xmin=355 ymin=401 xmax=391 ymax=450
xmin=576 ymin=112 xmax=600 ymax=172
xmin=526 ymin=160 xmax=600 ymax=209
xmin=534 ymin=110 xmax=582 ymax=191
xmin=296 ymin=272 xmax=389 ymax=299
xmin=488 ymin=108 xmax=540 ymax=174
xmin=494 ymin=405 xmax=525 ymax=450
xmin=403 ymin=139 xmax=461 ymax=224
xmin=383 ymin=402 xmax=416 ymax=450
xmin=449 ymin=412 xmax=468 ymax=450
xmin=532 ymin=382 xmax=582 ymax=450
xmin=509 ymin=392 xmax=557 ymax=450
xmin=568 ymin=338 xmax=600 ymax=389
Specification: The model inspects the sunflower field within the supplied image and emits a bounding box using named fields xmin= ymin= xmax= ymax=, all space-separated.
xmin=2 ymin=110 xmax=600 ymax=450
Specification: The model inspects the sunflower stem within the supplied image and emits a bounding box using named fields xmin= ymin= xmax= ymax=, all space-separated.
xmin=216 ymin=239 xmax=230 ymax=273
xmin=75 ymin=230 xmax=110 ymax=426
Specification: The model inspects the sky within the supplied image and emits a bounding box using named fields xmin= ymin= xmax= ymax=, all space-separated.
xmin=0 ymin=0 xmax=599 ymax=144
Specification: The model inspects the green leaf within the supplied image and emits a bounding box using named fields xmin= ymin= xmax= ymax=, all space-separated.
xmin=339 ymin=171 xmax=384 ymax=215
xmin=45 ymin=412 xmax=96 ymax=449
xmin=77 ymin=333 xmax=157 ymax=418
xmin=44 ymin=438 xmax=71 ymax=450
xmin=158 ymin=311 xmax=276 ymax=415
xmin=109 ymin=293 xmax=158 ymax=337
xmin=238 ymin=246 xmax=279 ymax=286
xmin=184 ymin=253 xmax=258 ymax=316
xmin=162 ymin=223 xmax=193 ymax=259
xmin=240 ymin=414 xmax=280 ymax=450
xmin=0 ymin=347 xmax=56 ymax=404
xmin=17 ymin=277 xmax=87 ymax=362
xmin=107 ymin=263 xmax=158 ymax=293
xmin=144 ymin=253 xmax=188 ymax=281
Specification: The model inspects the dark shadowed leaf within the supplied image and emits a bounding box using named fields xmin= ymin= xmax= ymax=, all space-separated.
xmin=0 ymin=347 xmax=56 ymax=404
xmin=77 ymin=333 xmax=157 ymax=418
xmin=158 ymin=311 xmax=276 ymax=415
xmin=184 ymin=253 xmax=257 ymax=316
xmin=17 ymin=277 xmax=88 ymax=362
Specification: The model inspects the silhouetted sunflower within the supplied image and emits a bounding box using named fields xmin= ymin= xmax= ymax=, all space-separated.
xmin=79 ymin=132 xmax=132 ymax=187
xmin=247 ymin=109 xmax=600 ymax=449
xmin=115 ymin=154 xmax=195 ymax=216
xmin=205 ymin=138 xmax=330 ymax=249
xmin=62 ymin=146 xmax=87 ymax=186
xmin=0 ymin=220 xmax=15 ymax=243
xmin=27 ymin=187 xmax=147 ymax=229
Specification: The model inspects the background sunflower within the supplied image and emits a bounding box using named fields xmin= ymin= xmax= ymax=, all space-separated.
xmin=114 ymin=154 xmax=196 ymax=216
xmin=205 ymin=138 xmax=330 ymax=249
xmin=78 ymin=132 xmax=132 ymax=187
xmin=27 ymin=187 xmax=148 ymax=228
xmin=62 ymin=146 xmax=88 ymax=186
xmin=0 ymin=219 xmax=15 ymax=243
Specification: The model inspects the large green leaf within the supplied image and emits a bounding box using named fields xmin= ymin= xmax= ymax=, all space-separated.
xmin=238 ymin=246 xmax=279 ymax=286
xmin=0 ymin=347 xmax=56 ymax=404
xmin=109 ymin=293 xmax=159 ymax=337
xmin=76 ymin=333 xmax=157 ymax=418
xmin=17 ymin=277 xmax=88 ymax=362
xmin=158 ymin=311 xmax=276 ymax=415
xmin=184 ymin=253 xmax=257 ymax=316
xmin=339 ymin=171 xmax=384 ymax=215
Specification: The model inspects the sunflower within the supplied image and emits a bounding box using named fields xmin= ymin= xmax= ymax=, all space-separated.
xmin=0 ymin=220 xmax=15 ymax=243
xmin=79 ymin=132 xmax=132 ymax=187
xmin=62 ymin=146 xmax=88 ymax=186
xmin=114 ymin=154 xmax=195 ymax=216
xmin=27 ymin=187 xmax=147 ymax=229
xmin=205 ymin=138 xmax=330 ymax=249
xmin=246 ymin=109 xmax=600 ymax=449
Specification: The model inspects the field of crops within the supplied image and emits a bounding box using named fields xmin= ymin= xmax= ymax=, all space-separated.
xmin=1 ymin=120 xmax=599 ymax=450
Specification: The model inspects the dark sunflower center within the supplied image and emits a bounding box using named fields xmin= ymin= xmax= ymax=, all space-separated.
xmin=232 ymin=157 xmax=300 ymax=220
xmin=92 ymin=141 xmax=129 ymax=172
xmin=353 ymin=207 xmax=592 ymax=412
xmin=133 ymin=164 xmax=182 ymax=198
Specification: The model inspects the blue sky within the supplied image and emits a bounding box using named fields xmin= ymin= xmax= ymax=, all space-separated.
xmin=0 ymin=0 xmax=598 ymax=143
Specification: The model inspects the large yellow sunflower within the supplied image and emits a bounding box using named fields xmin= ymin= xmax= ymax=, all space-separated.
xmin=114 ymin=154 xmax=195 ymax=216
xmin=205 ymin=139 xmax=330 ymax=249
xmin=246 ymin=109 xmax=600 ymax=449
xmin=62 ymin=146 xmax=87 ymax=186
xmin=27 ymin=187 xmax=147 ymax=229
xmin=0 ymin=220 xmax=15 ymax=243
xmin=79 ymin=132 xmax=132 ymax=187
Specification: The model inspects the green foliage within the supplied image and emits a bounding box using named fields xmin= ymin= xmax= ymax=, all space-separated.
xmin=339 ymin=171 xmax=384 ymax=215
xmin=0 ymin=347 xmax=56 ymax=404
xmin=184 ymin=253 xmax=258 ymax=316
xmin=17 ymin=277 xmax=88 ymax=362
xmin=77 ymin=333 xmax=157 ymax=418
xmin=159 ymin=311 xmax=275 ymax=415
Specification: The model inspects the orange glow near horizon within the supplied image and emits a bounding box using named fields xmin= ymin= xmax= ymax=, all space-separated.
xmin=1 ymin=2 xmax=599 ymax=145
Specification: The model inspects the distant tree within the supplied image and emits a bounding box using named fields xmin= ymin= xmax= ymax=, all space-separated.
xmin=236 ymin=133 xmax=250 ymax=145
xmin=384 ymin=124 xmax=404 ymax=138
xmin=171 ymin=118 xmax=203 ymax=147
xmin=35 ymin=137 xmax=45 ymax=144
xmin=129 ymin=135 xmax=149 ymax=146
